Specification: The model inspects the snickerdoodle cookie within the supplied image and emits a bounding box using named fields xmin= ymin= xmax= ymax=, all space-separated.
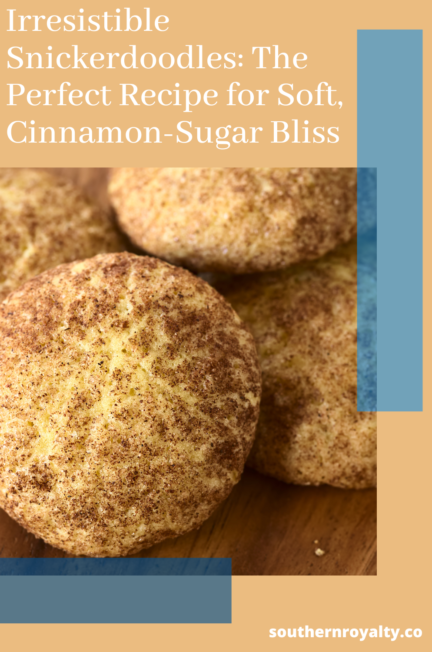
xmin=0 ymin=169 xmax=124 ymax=302
xmin=219 ymin=241 xmax=376 ymax=489
xmin=0 ymin=253 xmax=261 ymax=556
xmin=109 ymin=167 xmax=357 ymax=274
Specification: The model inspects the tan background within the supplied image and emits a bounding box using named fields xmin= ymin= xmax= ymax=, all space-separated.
xmin=0 ymin=0 xmax=431 ymax=649
xmin=1 ymin=0 xmax=356 ymax=167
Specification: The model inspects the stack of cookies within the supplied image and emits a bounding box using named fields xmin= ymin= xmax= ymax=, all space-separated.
xmin=0 ymin=167 xmax=376 ymax=558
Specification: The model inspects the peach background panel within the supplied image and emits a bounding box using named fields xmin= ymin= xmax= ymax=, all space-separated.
xmin=2 ymin=0 xmax=357 ymax=167
xmin=0 ymin=0 xmax=431 ymax=649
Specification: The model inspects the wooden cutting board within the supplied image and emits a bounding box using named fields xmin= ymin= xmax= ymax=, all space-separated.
xmin=0 ymin=168 xmax=377 ymax=576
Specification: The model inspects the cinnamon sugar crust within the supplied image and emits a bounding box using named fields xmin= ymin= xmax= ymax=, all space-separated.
xmin=0 ymin=169 xmax=125 ymax=302
xmin=218 ymin=241 xmax=376 ymax=489
xmin=108 ymin=167 xmax=357 ymax=274
xmin=0 ymin=253 xmax=261 ymax=556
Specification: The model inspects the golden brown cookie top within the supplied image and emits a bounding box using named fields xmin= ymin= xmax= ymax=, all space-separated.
xmin=219 ymin=241 xmax=376 ymax=489
xmin=109 ymin=167 xmax=357 ymax=274
xmin=0 ymin=253 xmax=261 ymax=556
xmin=0 ymin=169 xmax=125 ymax=302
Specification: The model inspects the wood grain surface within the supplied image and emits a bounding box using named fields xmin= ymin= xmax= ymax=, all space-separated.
xmin=0 ymin=168 xmax=377 ymax=575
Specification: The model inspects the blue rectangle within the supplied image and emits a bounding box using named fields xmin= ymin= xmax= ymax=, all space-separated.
xmin=0 ymin=557 xmax=231 ymax=576
xmin=0 ymin=575 xmax=232 ymax=623
xmin=357 ymin=168 xmax=377 ymax=411
xmin=357 ymin=30 xmax=423 ymax=411
xmin=0 ymin=558 xmax=232 ymax=623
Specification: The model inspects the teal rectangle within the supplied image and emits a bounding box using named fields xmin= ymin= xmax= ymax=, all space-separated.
xmin=357 ymin=168 xmax=377 ymax=411
xmin=357 ymin=30 xmax=423 ymax=411
xmin=0 ymin=575 xmax=232 ymax=623
xmin=0 ymin=557 xmax=231 ymax=576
